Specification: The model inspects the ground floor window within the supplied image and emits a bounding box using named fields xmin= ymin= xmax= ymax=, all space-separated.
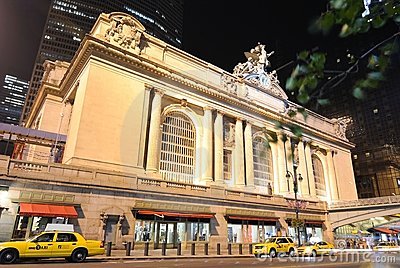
xmin=134 ymin=217 xmax=210 ymax=247
xmin=12 ymin=215 xmax=68 ymax=240
xmin=227 ymin=219 xmax=276 ymax=243
xmin=287 ymin=224 xmax=323 ymax=245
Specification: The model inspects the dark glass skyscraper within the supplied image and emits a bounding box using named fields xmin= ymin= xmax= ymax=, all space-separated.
xmin=0 ymin=75 xmax=28 ymax=125
xmin=21 ymin=0 xmax=184 ymax=124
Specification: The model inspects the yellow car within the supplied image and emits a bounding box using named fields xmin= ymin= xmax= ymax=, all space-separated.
xmin=297 ymin=241 xmax=334 ymax=257
xmin=253 ymin=237 xmax=296 ymax=258
xmin=0 ymin=231 xmax=105 ymax=264
xmin=373 ymin=241 xmax=400 ymax=252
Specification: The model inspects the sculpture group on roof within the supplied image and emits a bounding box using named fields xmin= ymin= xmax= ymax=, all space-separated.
xmin=233 ymin=43 xmax=279 ymax=90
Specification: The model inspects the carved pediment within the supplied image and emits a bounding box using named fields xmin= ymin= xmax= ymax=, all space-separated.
xmin=104 ymin=12 xmax=146 ymax=53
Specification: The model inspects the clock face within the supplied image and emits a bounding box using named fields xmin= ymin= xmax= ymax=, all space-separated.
xmin=259 ymin=73 xmax=271 ymax=88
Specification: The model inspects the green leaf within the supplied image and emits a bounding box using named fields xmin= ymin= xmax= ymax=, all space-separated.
xmin=297 ymin=107 xmax=308 ymax=120
xmin=286 ymin=77 xmax=297 ymax=91
xmin=320 ymin=12 xmax=335 ymax=34
xmin=297 ymin=90 xmax=310 ymax=104
xmin=353 ymin=87 xmax=365 ymax=99
xmin=367 ymin=71 xmax=384 ymax=81
xmin=330 ymin=0 xmax=347 ymax=9
xmin=317 ymin=99 xmax=330 ymax=105
xmin=371 ymin=16 xmax=386 ymax=28
xmin=367 ymin=55 xmax=379 ymax=69
xmin=287 ymin=109 xmax=297 ymax=118
xmin=289 ymin=124 xmax=303 ymax=137
xmin=297 ymin=51 xmax=310 ymax=61
xmin=339 ymin=24 xmax=352 ymax=37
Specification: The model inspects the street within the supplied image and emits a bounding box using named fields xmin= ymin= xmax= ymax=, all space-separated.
xmin=8 ymin=254 xmax=400 ymax=268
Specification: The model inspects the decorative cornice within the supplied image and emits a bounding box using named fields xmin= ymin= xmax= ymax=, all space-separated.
xmin=58 ymin=35 xmax=354 ymax=150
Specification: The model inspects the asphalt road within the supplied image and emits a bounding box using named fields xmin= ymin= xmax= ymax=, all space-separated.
xmin=8 ymin=254 xmax=400 ymax=268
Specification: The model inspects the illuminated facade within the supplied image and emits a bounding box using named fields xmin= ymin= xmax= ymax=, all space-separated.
xmin=0 ymin=13 xmax=358 ymax=247
xmin=21 ymin=0 xmax=184 ymax=124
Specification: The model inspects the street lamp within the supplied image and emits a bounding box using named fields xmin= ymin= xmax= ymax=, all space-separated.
xmin=286 ymin=162 xmax=303 ymax=246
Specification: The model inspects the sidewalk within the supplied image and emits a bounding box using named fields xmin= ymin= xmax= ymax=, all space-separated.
xmin=89 ymin=248 xmax=254 ymax=261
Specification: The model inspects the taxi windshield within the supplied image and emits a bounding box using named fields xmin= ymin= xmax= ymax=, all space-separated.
xmin=302 ymin=242 xmax=315 ymax=246
xmin=264 ymin=238 xmax=276 ymax=243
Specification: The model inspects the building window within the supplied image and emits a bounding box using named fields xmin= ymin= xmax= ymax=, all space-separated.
xmin=252 ymin=137 xmax=273 ymax=187
xmin=160 ymin=111 xmax=195 ymax=184
xmin=312 ymin=155 xmax=326 ymax=197
xmin=223 ymin=149 xmax=232 ymax=180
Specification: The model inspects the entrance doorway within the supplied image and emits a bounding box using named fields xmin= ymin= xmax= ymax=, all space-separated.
xmin=156 ymin=222 xmax=177 ymax=248
xmin=105 ymin=215 xmax=119 ymax=245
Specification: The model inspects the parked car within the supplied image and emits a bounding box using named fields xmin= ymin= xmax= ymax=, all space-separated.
xmin=297 ymin=241 xmax=335 ymax=257
xmin=253 ymin=237 xmax=296 ymax=258
xmin=373 ymin=241 xmax=400 ymax=251
xmin=0 ymin=231 xmax=104 ymax=264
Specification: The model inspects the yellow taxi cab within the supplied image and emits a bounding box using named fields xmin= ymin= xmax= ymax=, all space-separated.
xmin=0 ymin=231 xmax=105 ymax=264
xmin=373 ymin=241 xmax=400 ymax=252
xmin=253 ymin=237 xmax=296 ymax=258
xmin=297 ymin=241 xmax=334 ymax=257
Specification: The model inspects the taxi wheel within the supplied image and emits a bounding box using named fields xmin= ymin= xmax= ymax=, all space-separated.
xmin=288 ymin=248 xmax=295 ymax=257
xmin=0 ymin=249 xmax=19 ymax=264
xmin=269 ymin=248 xmax=277 ymax=258
xmin=70 ymin=248 xmax=87 ymax=263
xmin=310 ymin=250 xmax=317 ymax=258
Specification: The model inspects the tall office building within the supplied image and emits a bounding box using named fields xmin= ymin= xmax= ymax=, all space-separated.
xmin=21 ymin=0 xmax=184 ymax=124
xmin=316 ymin=44 xmax=400 ymax=198
xmin=0 ymin=75 xmax=29 ymax=125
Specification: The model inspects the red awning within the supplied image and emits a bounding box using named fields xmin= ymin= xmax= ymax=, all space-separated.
xmin=373 ymin=228 xmax=399 ymax=234
xmin=228 ymin=215 xmax=278 ymax=222
xmin=137 ymin=210 xmax=213 ymax=219
xmin=19 ymin=203 xmax=78 ymax=218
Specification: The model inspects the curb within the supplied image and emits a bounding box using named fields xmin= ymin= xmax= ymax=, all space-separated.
xmin=89 ymin=254 xmax=254 ymax=261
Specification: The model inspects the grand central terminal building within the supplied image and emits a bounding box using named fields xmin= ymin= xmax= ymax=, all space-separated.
xmin=0 ymin=12 xmax=358 ymax=249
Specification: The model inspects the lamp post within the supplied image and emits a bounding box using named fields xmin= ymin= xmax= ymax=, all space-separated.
xmin=286 ymin=161 xmax=303 ymax=246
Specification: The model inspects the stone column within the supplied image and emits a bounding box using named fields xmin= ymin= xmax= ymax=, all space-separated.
xmin=304 ymin=142 xmax=317 ymax=197
xmin=244 ymin=121 xmax=254 ymax=187
xmin=234 ymin=118 xmax=245 ymax=186
xmin=201 ymin=107 xmax=213 ymax=183
xmin=214 ymin=111 xmax=224 ymax=184
xmin=277 ymin=134 xmax=289 ymax=194
xmin=270 ymin=142 xmax=280 ymax=194
xmin=146 ymin=89 xmax=164 ymax=172
xmin=326 ymin=149 xmax=339 ymax=201
xmin=297 ymin=140 xmax=309 ymax=196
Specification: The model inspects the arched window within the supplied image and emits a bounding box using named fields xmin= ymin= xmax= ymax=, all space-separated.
xmin=159 ymin=111 xmax=196 ymax=184
xmin=312 ymin=155 xmax=326 ymax=197
xmin=253 ymin=137 xmax=273 ymax=187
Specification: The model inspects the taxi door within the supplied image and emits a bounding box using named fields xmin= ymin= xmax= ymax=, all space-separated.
xmin=276 ymin=238 xmax=289 ymax=253
xmin=316 ymin=241 xmax=329 ymax=254
xmin=24 ymin=233 xmax=55 ymax=258
xmin=53 ymin=233 xmax=79 ymax=257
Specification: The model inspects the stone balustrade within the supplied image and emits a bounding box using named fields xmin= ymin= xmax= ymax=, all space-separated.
xmin=1 ymin=156 xmax=326 ymax=212
xmin=330 ymin=195 xmax=400 ymax=209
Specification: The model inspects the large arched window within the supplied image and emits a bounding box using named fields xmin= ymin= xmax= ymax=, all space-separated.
xmin=252 ymin=137 xmax=273 ymax=187
xmin=312 ymin=155 xmax=326 ymax=197
xmin=159 ymin=111 xmax=196 ymax=184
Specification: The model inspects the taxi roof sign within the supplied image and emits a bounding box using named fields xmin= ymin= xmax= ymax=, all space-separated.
xmin=45 ymin=224 xmax=74 ymax=232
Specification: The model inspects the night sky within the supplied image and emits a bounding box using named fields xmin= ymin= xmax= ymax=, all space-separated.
xmin=0 ymin=0 xmax=384 ymax=87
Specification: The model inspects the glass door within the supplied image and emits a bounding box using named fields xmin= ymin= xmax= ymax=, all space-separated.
xmin=156 ymin=222 xmax=177 ymax=248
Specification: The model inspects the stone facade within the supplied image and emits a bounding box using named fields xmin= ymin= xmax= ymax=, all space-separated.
xmin=0 ymin=12 xmax=358 ymax=247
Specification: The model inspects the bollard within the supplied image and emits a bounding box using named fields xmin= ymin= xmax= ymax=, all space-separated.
xmin=144 ymin=241 xmax=149 ymax=256
xmin=204 ymin=243 xmax=208 ymax=255
xmin=126 ymin=242 xmax=131 ymax=256
xmin=217 ymin=243 xmax=221 ymax=255
xmin=228 ymin=243 xmax=232 ymax=255
xmin=162 ymin=242 xmax=167 ymax=256
xmin=177 ymin=242 xmax=182 ymax=256
xmin=191 ymin=242 xmax=196 ymax=255
xmin=239 ymin=243 xmax=242 ymax=255
xmin=249 ymin=243 xmax=253 ymax=254
xmin=106 ymin=241 xmax=112 ymax=256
